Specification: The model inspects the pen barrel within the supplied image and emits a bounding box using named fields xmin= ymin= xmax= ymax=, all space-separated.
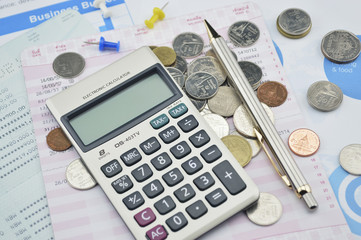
xmin=210 ymin=37 xmax=318 ymax=209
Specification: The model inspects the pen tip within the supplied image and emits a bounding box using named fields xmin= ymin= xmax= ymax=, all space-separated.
xmin=204 ymin=19 xmax=220 ymax=39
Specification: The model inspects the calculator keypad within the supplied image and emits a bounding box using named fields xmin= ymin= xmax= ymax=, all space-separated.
xmin=102 ymin=103 xmax=249 ymax=239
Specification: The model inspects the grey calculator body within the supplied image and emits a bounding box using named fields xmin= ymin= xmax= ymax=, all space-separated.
xmin=46 ymin=47 xmax=259 ymax=240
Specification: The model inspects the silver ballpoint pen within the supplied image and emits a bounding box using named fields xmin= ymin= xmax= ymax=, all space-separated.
xmin=204 ymin=19 xmax=318 ymax=209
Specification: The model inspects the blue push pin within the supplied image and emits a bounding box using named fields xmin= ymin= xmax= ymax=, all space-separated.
xmin=84 ymin=36 xmax=120 ymax=52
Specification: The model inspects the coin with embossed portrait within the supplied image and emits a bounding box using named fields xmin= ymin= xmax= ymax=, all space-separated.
xmin=172 ymin=32 xmax=204 ymax=58
xmin=257 ymin=81 xmax=288 ymax=107
xmin=277 ymin=8 xmax=312 ymax=38
xmin=321 ymin=30 xmax=361 ymax=63
xmin=66 ymin=158 xmax=97 ymax=190
xmin=208 ymin=86 xmax=242 ymax=117
xmin=238 ymin=61 xmax=263 ymax=90
xmin=46 ymin=127 xmax=72 ymax=151
xmin=221 ymin=135 xmax=252 ymax=167
xmin=203 ymin=113 xmax=229 ymax=138
xmin=339 ymin=144 xmax=361 ymax=175
xmin=188 ymin=56 xmax=227 ymax=86
xmin=228 ymin=21 xmax=260 ymax=47
xmin=185 ymin=72 xmax=218 ymax=100
xmin=288 ymin=128 xmax=320 ymax=157
xmin=167 ymin=67 xmax=185 ymax=88
xmin=53 ymin=52 xmax=86 ymax=78
xmin=307 ymin=81 xmax=343 ymax=112
xmin=246 ymin=192 xmax=283 ymax=226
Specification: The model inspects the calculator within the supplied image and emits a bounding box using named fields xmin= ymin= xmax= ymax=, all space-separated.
xmin=46 ymin=47 xmax=259 ymax=240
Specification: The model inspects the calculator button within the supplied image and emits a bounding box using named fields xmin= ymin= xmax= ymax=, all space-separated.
xmin=174 ymin=184 xmax=196 ymax=203
xmin=205 ymin=188 xmax=227 ymax=207
xmin=193 ymin=172 xmax=215 ymax=191
xmin=120 ymin=148 xmax=142 ymax=166
xmin=143 ymin=179 xmax=164 ymax=199
xmin=134 ymin=207 xmax=156 ymax=227
xmin=166 ymin=212 xmax=188 ymax=232
xmin=154 ymin=196 xmax=176 ymax=215
xmin=189 ymin=130 xmax=210 ymax=148
xmin=170 ymin=141 xmax=191 ymax=159
xmin=123 ymin=191 xmax=145 ymax=210
xmin=101 ymin=159 xmax=122 ymax=178
xmin=213 ymin=160 xmax=247 ymax=195
xmin=150 ymin=113 xmax=169 ymax=129
xmin=181 ymin=156 xmax=203 ymax=175
xmin=177 ymin=115 xmax=198 ymax=132
xmin=158 ymin=126 xmax=180 ymax=144
xmin=112 ymin=175 xmax=133 ymax=194
xmin=131 ymin=163 xmax=153 ymax=182
xmin=162 ymin=168 xmax=184 ymax=187
xmin=169 ymin=103 xmax=188 ymax=118
xmin=146 ymin=224 xmax=168 ymax=240
xmin=186 ymin=200 xmax=208 ymax=219
xmin=200 ymin=145 xmax=222 ymax=163
xmin=151 ymin=152 xmax=172 ymax=171
xmin=140 ymin=137 xmax=161 ymax=155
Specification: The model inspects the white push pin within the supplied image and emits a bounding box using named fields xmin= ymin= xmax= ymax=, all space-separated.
xmin=93 ymin=0 xmax=111 ymax=18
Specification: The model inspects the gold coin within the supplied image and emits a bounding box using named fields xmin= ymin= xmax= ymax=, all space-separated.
xmin=221 ymin=135 xmax=252 ymax=167
xmin=152 ymin=46 xmax=177 ymax=66
xmin=46 ymin=127 xmax=72 ymax=151
xmin=276 ymin=17 xmax=311 ymax=39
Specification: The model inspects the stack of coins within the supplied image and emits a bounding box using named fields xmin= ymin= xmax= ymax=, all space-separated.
xmin=276 ymin=8 xmax=312 ymax=39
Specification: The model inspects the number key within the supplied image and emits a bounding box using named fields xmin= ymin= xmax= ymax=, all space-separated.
xmin=154 ymin=196 xmax=176 ymax=215
xmin=174 ymin=184 xmax=195 ymax=203
xmin=181 ymin=156 xmax=203 ymax=175
xmin=166 ymin=212 xmax=188 ymax=232
xmin=162 ymin=168 xmax=184 ymax=187
xmin=131 ymin=163 xmax=153 ymax=182
xmin=151 ymin=152 xmax=172 ymax=171
xmin=143 ymin=179 xmax=164 ymax=199
xmin=170 ymin=141 xmax=191 ymax=159
xmin=193 ymin=172 xmax=215 ymax=191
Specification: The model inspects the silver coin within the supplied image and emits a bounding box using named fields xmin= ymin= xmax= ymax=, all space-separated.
xmin=228 ymin=21 xmax=260 ymax=47
xmin=321 ymin=30 xmax=361 ymax=63
xmin=66 ymin=158 xmax=97 ymax=190
xmin=53 ymin=52 xmax=86 ymax=78
xmin=188 ymin=56 xmax=227 ymax=86
xmin=203 ymin=113 xmax=229 ymax=138
xmin=339 ymin=144 xmax=361 ymax=175
xmin=200 ymin=104 xmax=213 ymax=116
xmin=246 ymin=192 xmax=283 ymax=226
xmin=278 ymin=8 xmax=312 ymax=36
xmin=208 ymin=86 xmax=242 ymax=117
xmin=167 ymin=67 xmax=185 ymax=88
xmin=233 ymin=103 xmax=274 ymax=139
xmin=173 ymin=55 xmax=188 ymax=73
xmin=230 ymin=130 xmax=261 ymax=158
xmin=185 ymin=72 xmax=218 ymax=100
xmin=238 ymin=61 xmax=263 ymax=90
xmin=190 ymin=98 xmax=207 ymax=112
xmin=206 ymin=48 xmax=238 ymax=61
xmin=172 ymin=32 xmax=204 ymax=58
xmin=307 ymin=81 xmax=343 ymax=112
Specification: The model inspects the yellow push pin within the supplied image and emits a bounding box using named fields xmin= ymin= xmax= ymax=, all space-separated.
xmin=145 ymin=2 xmax=168 ymax=29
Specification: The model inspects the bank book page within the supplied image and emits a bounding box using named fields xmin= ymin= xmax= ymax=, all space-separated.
xmin=21 ymin=2 xmax=352 ymax=239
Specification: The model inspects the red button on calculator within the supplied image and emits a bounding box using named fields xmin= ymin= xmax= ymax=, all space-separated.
xmin=134 ymin=207 xmax=156 ymax=227
xmin=146 ymin=224 xmax=168 ymax=240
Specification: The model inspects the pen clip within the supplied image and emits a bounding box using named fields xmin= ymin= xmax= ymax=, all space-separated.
xmin=254 ymin=128 xmax=292 ymax=189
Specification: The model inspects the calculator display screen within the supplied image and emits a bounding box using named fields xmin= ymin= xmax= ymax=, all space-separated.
xmin=69 ymin=72 xmax=174 ymax=146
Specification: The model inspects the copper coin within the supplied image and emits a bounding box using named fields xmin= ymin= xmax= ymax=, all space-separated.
xmin=46 ymin=127 xmax=72 ymax=151
xmin=288 ymin=128 xmax=320 ymax=157
xmin=257 ymin=81 xmax=288 ymax=107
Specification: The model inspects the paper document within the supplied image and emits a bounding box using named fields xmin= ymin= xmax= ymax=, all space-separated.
xmin=21 ymin=2 xmax=352 ymax=239
xmin=0 ymin=10 xmax=97 ymax=239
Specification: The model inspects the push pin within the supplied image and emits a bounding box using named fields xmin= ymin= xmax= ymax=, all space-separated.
xmin=93 ymin=0 xmax=111 ymax=18
xmin=84 ymin=37 xmax=120 ymax=52
xmin=145 ymin=2 xmax=168 ymax=29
